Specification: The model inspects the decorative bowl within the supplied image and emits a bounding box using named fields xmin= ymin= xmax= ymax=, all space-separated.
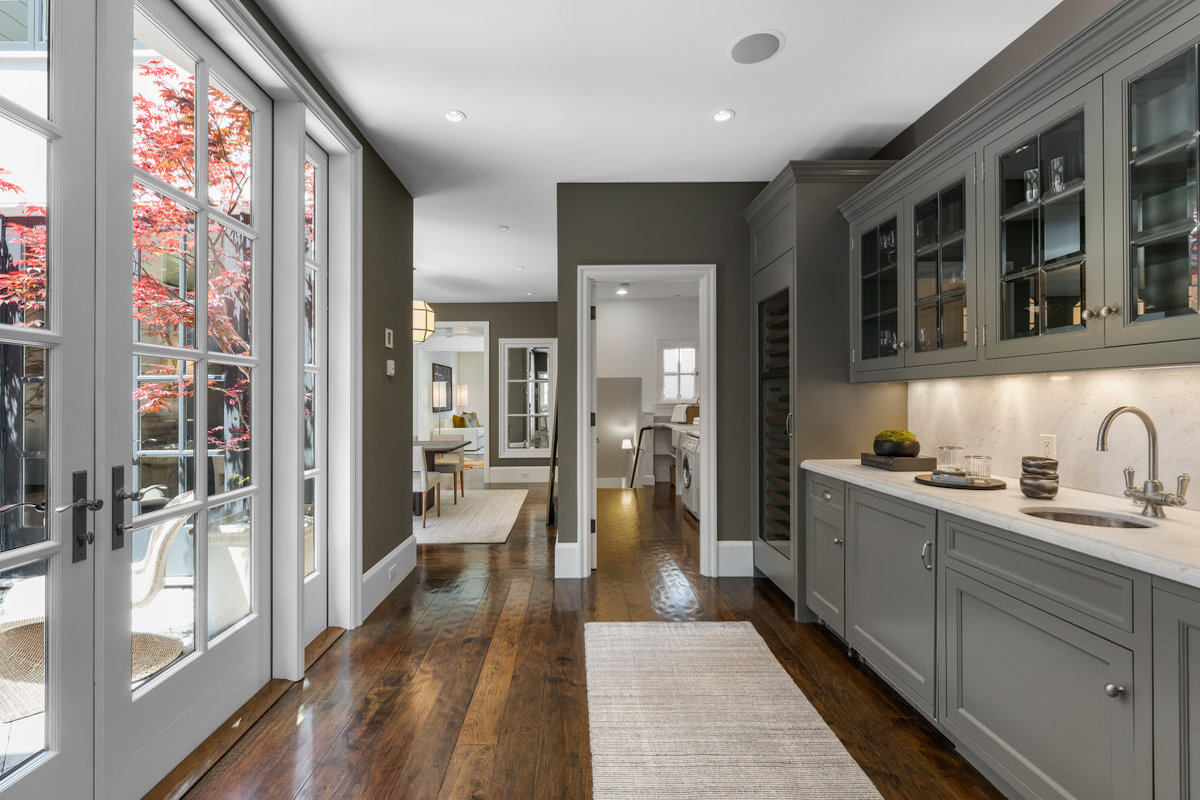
xmin=1021 ymin=456 xmax=1059 ymax=476
xmin=1020 ymin=475 xmax=1060 ymax=499
xmin=874 ymin=439 xmax=920 ymax=457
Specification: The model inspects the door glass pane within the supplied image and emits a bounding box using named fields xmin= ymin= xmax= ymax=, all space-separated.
xmin=207 ymin=363 xmax=251 ymax=494
xmin=303 ymin=370 xmax=315 ymax=470
xmin=0 ymin=118 xmax=47 ymax=329
xmin=132 ymin=32 xmax=195 ymax=194
xmin=304 ymin=160 xmax=316 ymax=260
xmin=130 ymin=511 xmax=195 ymax=688
xmin=1044 ymin=262 xmax=1084 ymax=333
xmin=0 ymin=0 xmax=48 ymax=117
xmin=207 ymin=83 xmax=252 ymax=225
xmin=133 ymin=356 xmax=195 ymax=514
xmin=1131 ymin=238 xmax=1196 ymax=320
xmin=0 ymin=344 xmax=45 ymax=554
xmin=758 ymin=288 xmax=790 ymax=558
xmin=303 ymin=267 xmax=316 ymax=366
xmin=133 ymin=183 xmax=196 ymax=348
xmin=303 ymin=478 xmax=315 ymax=577
xmin=0 ymin=558 xmax=47 ymax=776
xmin=208 ymin=497 xmax=251 ymax=639
xmin=206 ymin=222 xmax=251 ymax=355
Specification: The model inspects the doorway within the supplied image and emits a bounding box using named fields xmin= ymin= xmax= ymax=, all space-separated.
xmin=574 ymin=265 xmax=717 ymax=578
xmin=413 ymin=321 xmax=490 ymax=487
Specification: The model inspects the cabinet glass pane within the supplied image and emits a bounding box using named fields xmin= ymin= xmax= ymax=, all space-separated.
xmin=1003 ymin=275 xmax=1040 ymax=338
xmin=915 ymin=301 xmax=939 ymax=352
xmin=1044 ymin=262 xmax=1084 ymax=333
xmin=860 ymin=229 xmax=878 ymax=273
xmin=861 ymin=275 xmax=878 ymax=316
xmin=1001 ymin=141 xmax=1038 ymax=212
xmin=914 ymin=198 xmax=938 ymax=251
xmin=1130 ymin=48 xmax=1197 ymax=155
xmin=0 ymin=344 xmax=46 ymax=554
xmin=1131 ymin=237 xmax=1197 ymax=320
xmin=0 ymin=558 xmax=47 ymax=777
xmin=1040 ymin=113 xmax=1085 ymax=194
xmin=858 ymin=218 xmax=898 ymax=362
xmin=1130 ymin=142 xmax=1197 ymax=234
xmin=942 ymin=293 xmax=969 ymax=349
xmin=915 ymin=252 xmax=938 ymax=301
xmin=860 ymin=317 xmax=879 ymax=360
xmin=1002 ymin=210 xmax=1038 ymax=275
xmin=878 ymin=220 xmax=897 ymax=268
xmin=940 ymin=182 xmax=966 ymax=237
xmin=879 ymin=266 xmax=898 ymax=313
xmin=941 ymin=240 xmax=965 ymax=292
xmin=1043 ymin=193 xmax=1084 ymax=264
xmin=878 ymin=312 xmax=898 ymax=357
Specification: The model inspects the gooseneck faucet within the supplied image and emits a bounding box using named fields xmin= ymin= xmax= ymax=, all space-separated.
xmin=1096 ymin=405 xmax=1189 ymax=518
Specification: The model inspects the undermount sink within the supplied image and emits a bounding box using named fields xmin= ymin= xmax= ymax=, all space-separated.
xmin=1020 ymin=506 xmax=1158 ymax=529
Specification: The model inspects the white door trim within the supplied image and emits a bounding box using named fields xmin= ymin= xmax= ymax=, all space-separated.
xmin=573 ymin=264 xmax=718 ymax=579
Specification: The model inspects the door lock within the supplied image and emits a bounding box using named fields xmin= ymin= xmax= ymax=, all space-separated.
xmin=57 ymin=470 xmax=99 ymax=563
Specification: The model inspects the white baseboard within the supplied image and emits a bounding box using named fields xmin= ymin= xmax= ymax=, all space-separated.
xmin=489 ymin=465 xmax=550 ymax=483
xmin=361 ymin=536 xmax=416 ymax=620
xmin=554 ymin=539 xmax=583 ymax=579
xmin=595 ymin=477 xmax=628 ymax=489
xmin=718 ymin=540 xmax=754 ymax=577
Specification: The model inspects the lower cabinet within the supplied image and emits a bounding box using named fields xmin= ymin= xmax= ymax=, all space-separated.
xmin=1153 ymin=581 xmax=1200 ymax=799
xmin=942 ymin=567 xmax=1136 ymax=800
xmin=805 ymin=475 xmax=846 ymax=638
xmin=846 ymin=487 xmax=937 ymax=718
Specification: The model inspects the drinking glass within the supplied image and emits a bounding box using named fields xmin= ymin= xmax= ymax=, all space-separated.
xmin=965 ymin=455 xmax=992 ymax=481
xmin=1024 ymin=168 xmax=1040 ymax=203
xmin=937 ymin=445 xmax=965 ymax=474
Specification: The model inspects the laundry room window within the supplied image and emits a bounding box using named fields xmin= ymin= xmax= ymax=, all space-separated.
xmin=658 ymin=340 xmax=698 ymax=404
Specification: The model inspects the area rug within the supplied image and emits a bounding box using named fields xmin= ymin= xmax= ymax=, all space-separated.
xmin=584 ymin=621 xmax=883 ymax=799
xmin=413 ymin=488 xmax=527 ymax=544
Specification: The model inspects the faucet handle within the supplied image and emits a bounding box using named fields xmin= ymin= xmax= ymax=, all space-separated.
xmin=1123 ymin=466 xmax=1136 ymax=493
xmin=1178 ymin=473 xmax=1191 ymax=502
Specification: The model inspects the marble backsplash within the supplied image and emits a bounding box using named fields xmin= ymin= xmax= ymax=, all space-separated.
xmin=907 ymin=366 xmax=1200 ymax=501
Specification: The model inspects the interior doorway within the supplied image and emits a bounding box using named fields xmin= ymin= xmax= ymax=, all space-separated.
xmin=575 ymin=265 xmax=718 ymax=578
xmin=412 ymin=322 xmax=490 ymax=487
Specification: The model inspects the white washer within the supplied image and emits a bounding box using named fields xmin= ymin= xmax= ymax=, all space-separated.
xmin=680 ymin=432 xmax=700 ymax=519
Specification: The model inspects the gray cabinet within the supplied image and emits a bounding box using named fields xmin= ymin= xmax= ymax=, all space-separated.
xmin=805 ymin=474 xmax=846 ymax=638
xmin=942 ymin=567 xmax=1137 ymax=800
xmin=845 ymin=486 xmax=937 ymax=718
xmin=1153 ymin=580 xmax=1200 ymax=799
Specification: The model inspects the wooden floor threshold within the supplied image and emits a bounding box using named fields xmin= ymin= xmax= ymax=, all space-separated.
xmin=305 ymin=626 xmax=346 ymax=671
xmin=141 ymin=677 xmax=292 ymax=800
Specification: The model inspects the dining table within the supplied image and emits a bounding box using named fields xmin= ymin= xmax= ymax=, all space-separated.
xmin=412 ymin=439 xmax=469 ymax=516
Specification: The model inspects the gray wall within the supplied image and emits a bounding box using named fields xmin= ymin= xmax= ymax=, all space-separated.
xmin=596 ymin=378 xmax=642 ymax=481
xmin=241 ymin=1 xmax=414 ymax=572
xmin=557 ymin=182 xmax=766 ymax=543
xmin=875 ymin=0 xmax=1119 ymax=160
xmin=428 ymin=303 xmax=558 ymax=468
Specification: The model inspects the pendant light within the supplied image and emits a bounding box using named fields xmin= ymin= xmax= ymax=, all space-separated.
xmin=413 ymin=300 xmax=435 ymax=343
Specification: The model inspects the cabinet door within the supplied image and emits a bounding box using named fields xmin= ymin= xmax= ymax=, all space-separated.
xmin=943 ymin=568 xmax=1136 ymax=800
xmin=850 ymin=207 xmax=906 ymax=375
xmin=904 ymin=153 xmax=981 ymax=368
xmin=982 ymin=78 xmax=1106 ymax=360
xmin=1153 ymin=585 xmax=1200 ymax=799
xmin=805 ymin=476 xmax=845 ymax=637
xmin=846 ymin=487 xmax=937 ymax=717
xmin=1103 ymin=29 xmax=1200 ymax=347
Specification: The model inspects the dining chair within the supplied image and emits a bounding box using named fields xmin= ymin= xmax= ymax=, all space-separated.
xmin=413 ymin=445 xmax=441 ymax=527
xmin=431 ymin=433 xmax=467 ymax=502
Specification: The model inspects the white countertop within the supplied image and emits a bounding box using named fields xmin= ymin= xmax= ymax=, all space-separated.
xmin=801 ymin=459 xmax=1200 ymax=589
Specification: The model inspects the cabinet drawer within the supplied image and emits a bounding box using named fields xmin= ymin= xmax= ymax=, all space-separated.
xmin=808 ymin=475 xmax=844 ymax=511
xmin=943 ymin=516 xmax=1134 ymax=633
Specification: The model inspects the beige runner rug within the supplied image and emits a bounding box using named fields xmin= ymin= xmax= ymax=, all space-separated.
xmin=413 ymin=488 xmax=526 ymax=544
xmin=584 ymin=621 xmax=883 ymax=799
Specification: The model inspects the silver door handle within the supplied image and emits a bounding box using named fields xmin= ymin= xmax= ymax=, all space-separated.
xmin=0 ymin=502 xmax=45 ymax=514
xmin=920 ymin=540 xmax=933 ymax=570
xmin=115 ymin=484 xmax=166 ymax=502
xmin=55 ymin=498 xmax=104 ymax=513
xmin=1104 ymin=683 xmax=1127 ymax=698
xmin=785 ymin=412 xmax=793 ymax=437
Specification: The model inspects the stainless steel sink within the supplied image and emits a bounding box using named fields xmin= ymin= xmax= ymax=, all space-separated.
xmin=1020 ymin=506 xmax=1158 ymax=529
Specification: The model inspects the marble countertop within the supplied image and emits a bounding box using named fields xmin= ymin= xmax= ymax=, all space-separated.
xmin=801 ymin=459 xmax=1200 ymax=589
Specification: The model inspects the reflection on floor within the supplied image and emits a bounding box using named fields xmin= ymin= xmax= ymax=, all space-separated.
xmin=188 ymin=483 xmax=1004 ymax=799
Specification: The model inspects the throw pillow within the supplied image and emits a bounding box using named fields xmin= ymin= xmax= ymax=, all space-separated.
xmin=452 ymin=414 xmax=467 ymax=428
xmin=465 ymin=411 xmax=480 ymax=428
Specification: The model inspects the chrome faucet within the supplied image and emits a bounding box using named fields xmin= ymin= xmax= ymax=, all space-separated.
xmin=1096 ymin=405 xmax=1190 ymax=518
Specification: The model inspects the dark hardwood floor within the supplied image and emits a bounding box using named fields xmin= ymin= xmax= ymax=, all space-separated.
xmin=184 ymin=483 xmax=1004 ymax=800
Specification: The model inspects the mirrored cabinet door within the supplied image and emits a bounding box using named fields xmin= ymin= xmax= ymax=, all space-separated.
xmin=984 ymin=78 xmax=1105 ymax=358
xmin=1105 ymin=35 xmax=1200 ymax=346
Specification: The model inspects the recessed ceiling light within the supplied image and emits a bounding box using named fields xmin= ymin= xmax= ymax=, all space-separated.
xmin=495 ymin=224 xmax=509 ymax=231
xmin=514 ymin=265 xmax=525 ymax=271
xmin=616 ymin=283 xmax=630 ymax=296
xmin=711 ymin=108 xmax=736 ymax=122
xmin=525 ymin=291 xmax=534 ymax=296
xmin=444 ymin=109 xmax=466 ymax=122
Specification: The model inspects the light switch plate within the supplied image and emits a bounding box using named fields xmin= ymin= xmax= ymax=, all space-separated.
xmin=384 ymin=328 xmax=394 ymax=349
xmin=386 ymin=359 xmax=395 ymax=377
xmin=1039 ymin=434 xmax=1057 ymax=460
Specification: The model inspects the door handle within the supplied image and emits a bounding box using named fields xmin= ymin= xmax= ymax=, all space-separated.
xmin=920 ymin=539 xmax=933 ymax=570
xmin=111 ymin=466 xmax=166 ymax=550
xmin=56 ymin=470 xmax=100 ymax=563
xmin=785 ymin=412 xmax=793 ymax=438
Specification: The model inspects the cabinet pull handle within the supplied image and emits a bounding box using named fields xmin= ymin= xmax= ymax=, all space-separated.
xmin=920 ymin=540 xmax=933 ymax=570
xmin=1104 ymin=683 xmax=1127 ymax=698
xmin=833 ymin=537 xmax=843 ymax=546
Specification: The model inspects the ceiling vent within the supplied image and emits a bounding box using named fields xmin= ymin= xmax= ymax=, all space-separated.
xmin=729 ymin=31 xmax=783 ymax=65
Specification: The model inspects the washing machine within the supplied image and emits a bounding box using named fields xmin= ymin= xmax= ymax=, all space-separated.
xmin=680 ymin=432 xmax=700 ymax=519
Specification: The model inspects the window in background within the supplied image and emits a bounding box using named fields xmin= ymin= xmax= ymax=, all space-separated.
xmin=658 ymin=340 xmax=698 ymax=403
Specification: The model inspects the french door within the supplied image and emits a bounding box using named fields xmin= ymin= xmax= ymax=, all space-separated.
xmin=302 ymin=139 xmax=329 ymax=645
xmin=96 ymin=2 xmax=272 ymax=796
xmin=0 ymin=1 xmax=98 ymax=797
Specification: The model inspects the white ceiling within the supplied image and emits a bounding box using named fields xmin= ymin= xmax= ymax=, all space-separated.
xmin=258 ymin=0 xmax=1062 ymax=303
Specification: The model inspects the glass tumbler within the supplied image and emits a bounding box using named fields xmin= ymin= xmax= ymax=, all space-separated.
xmin=937 ymin=446 xmax=965 ymax=474
xmin=965 ymin=455 xmax=992 ymax=481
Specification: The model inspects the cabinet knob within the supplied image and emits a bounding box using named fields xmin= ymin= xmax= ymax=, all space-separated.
xmin=1099 ymin=304 xmax=1120 ymax=318
xmin=822 ymin=490 xmax=832 ymax=501
xmin=1080 ymin=308 xmax=1098 ymax=322
xmin=833 ymin=537 xmax=843 ymax=546
xmin=1104 ymin=683 xmax=1127 ymax=698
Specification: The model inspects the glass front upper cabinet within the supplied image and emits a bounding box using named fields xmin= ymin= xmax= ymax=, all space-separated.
xmin=912 ymin=178 xmax=970 ymax=357
xmin=855 ymin=215 xmax=900 ymax=369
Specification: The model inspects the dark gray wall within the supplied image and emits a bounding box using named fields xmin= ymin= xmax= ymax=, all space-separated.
xmin=875 ymin=0 xmax=1119 ymax=160
xmin=241 ymin=1 xmax=414 ymax=572
xmin=428 ymin=303 xmax=558 ymax=468
xmin=557 ymin=182 xmax=766 ymax=544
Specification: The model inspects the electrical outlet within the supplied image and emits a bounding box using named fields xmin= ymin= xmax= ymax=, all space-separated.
xmin=387 ymin=564 xmax=397 ymax=583
xmin=1039 ymin=434 xmax=1057 ymax=460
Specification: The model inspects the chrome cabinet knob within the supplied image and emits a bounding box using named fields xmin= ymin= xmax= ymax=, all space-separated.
xmin=1104 ymin=683 xmax=1127 ymax=698
xmin=822 ymin=490 xmax=832 ymax=501
xmin=1099 ymin=304 xmax=1120 ymax=318
xmin=833 ymin=537 xmax=843 ymax=546
xmin=1080 ymin=308 xmax=1098 ymax=322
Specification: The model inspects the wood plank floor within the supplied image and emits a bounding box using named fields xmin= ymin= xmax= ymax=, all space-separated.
xmin=184 ymin=483 xmax=1004 ymax=800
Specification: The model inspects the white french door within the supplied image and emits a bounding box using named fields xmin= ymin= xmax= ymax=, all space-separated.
xmin=302 ymin=138 xmax=328 ymax=645
xmin=96 ymin=2 xmax=272 ymax=796
xmin=0 ymin=0 xmax=98 ymax=796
